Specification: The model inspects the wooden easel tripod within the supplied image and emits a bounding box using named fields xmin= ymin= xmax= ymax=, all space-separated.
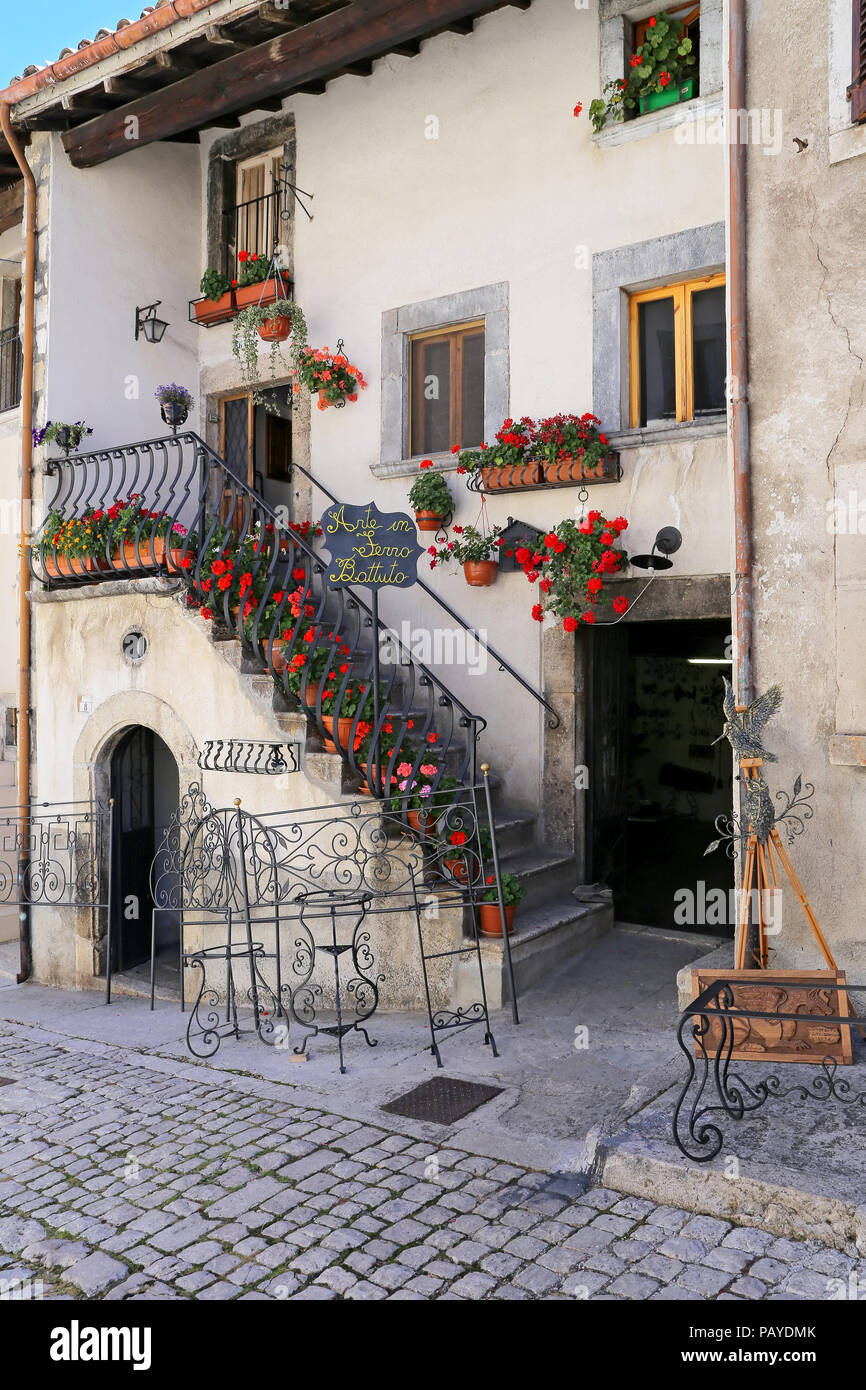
xmin=735 ymin=758 xmax=840 ymax=975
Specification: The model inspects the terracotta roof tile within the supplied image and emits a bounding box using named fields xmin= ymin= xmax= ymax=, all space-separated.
xmin=2 ymin=0 xmax=222 ymax=103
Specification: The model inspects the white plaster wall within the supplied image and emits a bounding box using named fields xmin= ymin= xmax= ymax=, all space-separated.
xmin=43 ymin=136 xmax=202 ymax=450
xmin=32 ymin=0 xmax=728 ymax=818
xmin=199 ymin=0 xmax=727 ymax=803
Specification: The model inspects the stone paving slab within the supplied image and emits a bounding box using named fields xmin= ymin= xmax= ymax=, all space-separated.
xmin=0 ymin=1023 xmax=859 ymax=1302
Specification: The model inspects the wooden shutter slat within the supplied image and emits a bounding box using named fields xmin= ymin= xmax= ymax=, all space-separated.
xmin=851 ymin=0 xmax=866 ymax=124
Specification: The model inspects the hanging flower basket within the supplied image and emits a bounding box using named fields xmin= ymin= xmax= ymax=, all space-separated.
xmin=258 ymin=317 xmax=292 ymax=343
xmin=294 ymin=346 xmax=368 ymax=409
xmin=463 ymin=560 xmax=497 ymax=587
xmin=428 ymin=524 xmax=505 ymax=587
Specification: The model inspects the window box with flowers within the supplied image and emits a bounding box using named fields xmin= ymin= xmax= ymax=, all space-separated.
xmin=533 ymin=414 xmax=620 ymax=487
xmin=190 ymin=257 xmax=293 ymax=328
xmin=455 ymin=417 xmax=541 ymax=492
xmin=518 ymin=512 xmax=631 ymax=631
xmin=587 ymin=10 xmax=697 ymax=133
xmin=455 ymin=415 xmax=620 ymax=494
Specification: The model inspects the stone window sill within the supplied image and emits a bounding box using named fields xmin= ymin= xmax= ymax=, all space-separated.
xmin=608 ymin=416 xmax=726 ymax=451
xmin=371 ymin=451 xmax=460 ymax=480
xmin=592 ymin=92 xmax=723 ymax=148
xmin=828 ymin=123 xmax=866 ymax=166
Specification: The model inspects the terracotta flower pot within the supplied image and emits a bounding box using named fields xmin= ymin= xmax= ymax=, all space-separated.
xmin=115 ymin=537 xmax=185 ymax=571
xmin=480 ymin=460 xmax=543 ymax=493
xmin=42 ymin=553 xmax=100 ymax=580
xmin=479 ymin=903 xmax=517 ymax=937
xmin=321 ymin=715 xmax=363 ymax=754
xmin=317 ymin=389 xmax=335 ymax=410
xmin=415 ymin=510 xmax=445 ymax=532
xmin=463 ymin=560 xmax=497 ymax=587
xmin=268 ymin=638 xmax=287 ymax=674
xmin=258 ymin=317 xmax=292 ymax=343
xmin=407 ymin=808 xmax=438 ymax=836
xmin=303 ymin=681 xmax=321 ymax=708
xmin=543 ymin=452 xmax=618 ymax=486
xmin=442 ymin=855 xmax=468 ymax=884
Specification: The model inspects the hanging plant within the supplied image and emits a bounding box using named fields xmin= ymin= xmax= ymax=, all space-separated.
xmin=520 ymin=512 xmax=630 ymax=630
xmin=293 ymin=345 xmax=367 ymax=409
xmin=32 ymin=420 xmax=93 ymax=452
xmin=427 ymin=522 xmax=505 ymax=587
xmin=231 ymin=298 xmax=308 ymax=411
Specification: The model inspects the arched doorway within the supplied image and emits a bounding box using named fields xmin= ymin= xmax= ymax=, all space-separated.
xmin=110 ymin=726 xmax=179 ymax=976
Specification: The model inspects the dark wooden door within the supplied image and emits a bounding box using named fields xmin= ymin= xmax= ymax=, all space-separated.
xmin=111 ymin=727 xmax=155 ymax=971
xmin=586 ymin=624 xmax=630 ymax=887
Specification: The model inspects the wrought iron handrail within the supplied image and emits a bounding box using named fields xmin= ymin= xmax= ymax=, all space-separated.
xmin=30 ymin=430 xmax=486 ymax=811
xmin=289 ymin=455 xmax=560 ymax=729
xmin=0 ymin=326 xmax=22 ymax=414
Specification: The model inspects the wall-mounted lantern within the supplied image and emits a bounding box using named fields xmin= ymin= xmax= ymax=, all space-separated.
xmin=134 ymin=301 xmax=169 ymax=344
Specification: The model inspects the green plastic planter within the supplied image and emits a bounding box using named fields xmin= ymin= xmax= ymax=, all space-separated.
xmin=639 ymin=77 xmax=695 ymax=114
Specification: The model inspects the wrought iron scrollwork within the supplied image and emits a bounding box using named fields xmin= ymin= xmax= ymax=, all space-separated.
xmin=197 ymin=740 xmax=300 ymax=775
xmin=673 ymin=978 xmax=866 ymax=1162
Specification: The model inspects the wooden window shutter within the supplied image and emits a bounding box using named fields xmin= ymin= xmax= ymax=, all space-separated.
xmin=851 ymin=0 xmax=866 ymax=123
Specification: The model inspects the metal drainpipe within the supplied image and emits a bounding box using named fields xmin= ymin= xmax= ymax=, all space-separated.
xmin=0 ymin=102 xmax=35 ymax=983
xmin=727 ymin=1 xmax=759 ymax=966
xmin=728 ymin=0 xmax=753 ymax=707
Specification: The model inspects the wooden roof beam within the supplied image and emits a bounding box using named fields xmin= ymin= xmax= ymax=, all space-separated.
xmin=0 ymin=180 xmax=25 ymax=235
xmin=62 ymin=0 xmax=531 ymax=168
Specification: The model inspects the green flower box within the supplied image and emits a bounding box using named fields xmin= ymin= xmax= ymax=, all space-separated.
xmin=639 ymin=77 xmax=695 ymax=114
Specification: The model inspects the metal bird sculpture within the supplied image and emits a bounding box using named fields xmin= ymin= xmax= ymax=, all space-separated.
xmin=715 ymin=679 xmax=783 ymax=762
xmin=740 ymin=768 xmax=775 ymax=844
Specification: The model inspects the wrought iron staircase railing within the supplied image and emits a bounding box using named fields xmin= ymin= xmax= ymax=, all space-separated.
xmin=30 ymin=431 xmax=492 ymax=815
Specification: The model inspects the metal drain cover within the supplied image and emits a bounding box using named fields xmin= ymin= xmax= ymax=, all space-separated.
xmin=382 ymin=1076 xmax=502 ymax=1125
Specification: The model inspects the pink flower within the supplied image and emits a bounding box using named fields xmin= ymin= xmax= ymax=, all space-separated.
xmin=396 ymin=761 xmax=413 ymax=777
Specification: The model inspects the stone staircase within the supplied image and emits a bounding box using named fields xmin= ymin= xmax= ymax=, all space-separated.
xmin=194 ymin=597 xmax=613 ymax=1009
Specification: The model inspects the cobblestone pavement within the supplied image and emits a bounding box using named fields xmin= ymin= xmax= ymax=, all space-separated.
xmin=0 ymin=1028 xmax=857 ymax=1302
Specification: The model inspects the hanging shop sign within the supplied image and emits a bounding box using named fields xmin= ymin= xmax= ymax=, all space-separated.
xmin=319 ymin=502 xmax=423 ymax=590
xmin=197 ymin=740 xmax=300 ymax=775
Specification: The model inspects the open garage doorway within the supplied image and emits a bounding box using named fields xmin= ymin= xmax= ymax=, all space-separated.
xmin=586 ymin=618 xmax=734 ymax=934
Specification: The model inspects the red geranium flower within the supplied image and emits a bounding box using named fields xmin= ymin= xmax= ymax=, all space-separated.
xmin=613 ymin=595 xmax=629 ymax=614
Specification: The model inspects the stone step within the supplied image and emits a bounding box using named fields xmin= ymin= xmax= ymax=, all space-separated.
xmin=454 ymin=895 xmax=613 ymax=1012
xmin=496 ymin=845 xmax=578 ymax=910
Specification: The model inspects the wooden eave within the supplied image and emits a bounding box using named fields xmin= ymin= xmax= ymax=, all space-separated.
xmin=11 ymin=0 xmax=531 ymax=168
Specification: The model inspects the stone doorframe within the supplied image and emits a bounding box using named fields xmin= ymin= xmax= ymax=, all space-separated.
xmin=69 ymin=692 xmax=200 ymax=984
xmin=540 ymin=574 xmax=732 ymax=875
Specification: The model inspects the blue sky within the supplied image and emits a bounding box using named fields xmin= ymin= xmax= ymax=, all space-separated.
xmin=4 ymin=1 xmax=119 ymax=85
